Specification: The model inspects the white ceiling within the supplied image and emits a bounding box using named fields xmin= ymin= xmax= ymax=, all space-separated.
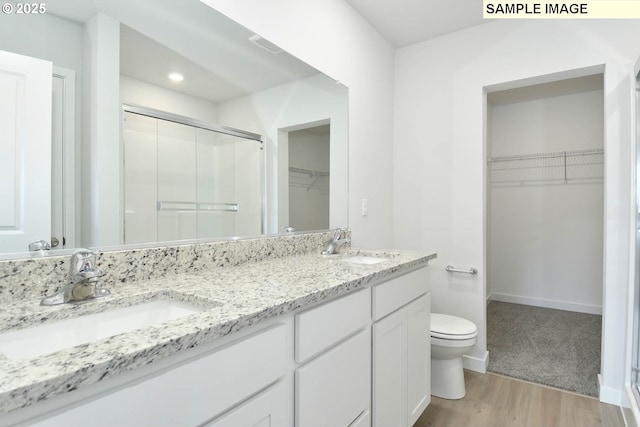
xmin=119 ymin=25 xmax=246 ymax=103
xmin=45 ymin=0 xmax=489 ymax=104
xmin=47 ymin=0 xmax=320 ymax=104
xmin=345 ymin=0 xmax=488 ymax=47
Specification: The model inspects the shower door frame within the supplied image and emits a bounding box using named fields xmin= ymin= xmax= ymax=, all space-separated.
xmin=121 ymin=103 xmax=267 ymax=240
xmin=632 ymin=66 xmax=640 ymax=408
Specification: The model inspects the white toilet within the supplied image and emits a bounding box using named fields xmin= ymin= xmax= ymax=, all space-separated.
xmin=430 ymin=313 xmax=478 ymax=399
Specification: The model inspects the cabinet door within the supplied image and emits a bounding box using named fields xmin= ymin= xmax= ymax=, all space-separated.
xmin=373 ymin=308 xmax=407 ymax=427
xmin=296 ymin=329 xmax=370 ymax=427
xmin=204 ymin=381 xmax=288 ymax=427
xmin=350 ymin=410 xmax=371 ymax=427
xmin=407 ymin=293 xmax=430 ymax=426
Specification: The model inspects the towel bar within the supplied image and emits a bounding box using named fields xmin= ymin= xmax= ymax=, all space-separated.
xmin=445 ymin=265 xmax=478 ymax=275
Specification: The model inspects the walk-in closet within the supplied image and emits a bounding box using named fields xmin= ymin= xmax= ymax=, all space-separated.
xmin=287 ymin=124 xmax=330 ymax=231
xmin=486 ymin=74 xmax=604 ymax=396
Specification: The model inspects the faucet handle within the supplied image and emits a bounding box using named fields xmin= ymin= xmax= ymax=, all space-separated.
xmin=69 ymin=249 xmax=99 ymax=277
xmin=29 ymin=240 xmax=51 ymax=252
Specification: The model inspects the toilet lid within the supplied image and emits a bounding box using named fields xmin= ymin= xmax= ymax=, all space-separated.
xmin=431 ymin=313 xmax=478 ymax=340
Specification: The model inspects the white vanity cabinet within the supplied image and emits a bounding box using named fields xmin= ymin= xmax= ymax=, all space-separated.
xmin=372 ymin=268 xmax=431 ymax=427
xmin=294 ymin=288 xmax=372 ymax=427
xmin=203 ymin=381 xmax=288 ymax=427
xmin=24 ymin=324 xmax=289 ymax=427
xmin=5 ymin=259 xmax=434 ymax=427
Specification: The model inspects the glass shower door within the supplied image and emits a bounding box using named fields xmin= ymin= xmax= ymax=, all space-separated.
xmin=123 ymin=109 xmax=264 ymax=245
xmin=195 ymin=128 xmax=263 ymax=239
xmin=633 ymin=69 xmax=640 ymax=404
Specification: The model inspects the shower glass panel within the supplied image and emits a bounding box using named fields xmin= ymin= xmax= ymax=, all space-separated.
xmin=633 ymin=70 xmax=640 ymax=405
xmin=123 ymin=110 xmax=263 ymax=245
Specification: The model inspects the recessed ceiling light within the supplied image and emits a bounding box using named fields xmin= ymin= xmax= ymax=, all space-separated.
xmin=168 ymin=72 xmax=184 ymax=82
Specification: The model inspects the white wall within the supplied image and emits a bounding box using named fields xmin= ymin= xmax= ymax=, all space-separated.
xmin=393 ymin=19 xmax=638 ymax=404
xmin=0 ymin=13 xmax=82 ymax=72
xmin=218 ymin=73 xmax=348 ymax=234
xmin=488 ymin=78 xmax=605 ymax=314
xmin=202 ymin=0 xmax=396 ymax=248
xmin=120 ymin=75 xmax=218 ymax=122
xmin=82 ymin=14 xmax=122 ymax=248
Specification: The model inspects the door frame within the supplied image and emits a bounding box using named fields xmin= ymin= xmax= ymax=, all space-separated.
xmin=52 ymin=65 xmax=77 ymax=249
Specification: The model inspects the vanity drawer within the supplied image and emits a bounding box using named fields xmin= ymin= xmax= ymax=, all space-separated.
xmin=372 ymin=267 xmax=428 ymax=320
xmin=295 ymin=328 xmax=371 ymax=427
xmin=30 ymin=324 xmax=287 ymax=427
xmin=295 ymin=288 xmax=370 ymax=364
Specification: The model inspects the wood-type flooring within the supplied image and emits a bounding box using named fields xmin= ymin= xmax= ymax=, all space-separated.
xmin=415 ymin=370 xmax=625 ymax=427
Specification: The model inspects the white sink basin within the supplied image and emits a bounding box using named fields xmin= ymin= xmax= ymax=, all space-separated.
xmin=0 ymin=300 xmax=205 ymax=360
xmin=340 ymin=255 xmax=389 ymax=265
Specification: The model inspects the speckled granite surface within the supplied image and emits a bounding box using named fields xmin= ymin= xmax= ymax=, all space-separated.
xmin=0 ymin=233 xmax=435 ymax=415
xmin=0 ymin=232 xmax=336 ymax=304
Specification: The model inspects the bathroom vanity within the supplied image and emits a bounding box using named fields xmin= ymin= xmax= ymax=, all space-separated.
xmin=0 ymin=232 xmax=435 ymax=426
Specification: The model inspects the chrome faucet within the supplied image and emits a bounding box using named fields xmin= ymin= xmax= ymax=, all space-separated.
xmin=321 ymin=228 xmax=350 ymax=255
xmin=40 ymin=250 xmax=110 ymax=306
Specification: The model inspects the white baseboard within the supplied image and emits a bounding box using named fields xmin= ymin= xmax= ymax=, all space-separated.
xmin=490 ymin=292 xmax=602 ymax=315
xmin=463 ymin=351 xmax=489 ymax=374
xmin=599 ymin=374 xmax=622 ymax=405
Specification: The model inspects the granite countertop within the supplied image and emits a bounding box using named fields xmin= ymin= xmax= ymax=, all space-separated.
xmin=0 ymin=248 xmax=436 ymax=415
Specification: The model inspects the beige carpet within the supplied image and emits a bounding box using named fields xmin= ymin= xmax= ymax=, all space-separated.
xmin=487 ymin=301 xmax=601 ymax=397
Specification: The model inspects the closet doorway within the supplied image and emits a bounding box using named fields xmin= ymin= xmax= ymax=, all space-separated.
xmin=485 ymin=73 xmax=604 ymax=397
xmin=288 ymin=124 xmax=330 ymax=232
xmin=278 ymin=122 xmax=331 ymax=232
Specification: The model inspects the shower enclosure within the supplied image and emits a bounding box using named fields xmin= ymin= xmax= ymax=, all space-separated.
xmin=633 ymin=68 xmax=640 ymax=406
xmin=122 ymin=105 xmax=264 ymax=244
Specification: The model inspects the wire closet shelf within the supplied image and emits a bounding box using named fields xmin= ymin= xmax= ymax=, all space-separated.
xmin=289 ymin=166 xmax=329 ymax=192
xmin=487 ymin=148 xmax=604 ymax=185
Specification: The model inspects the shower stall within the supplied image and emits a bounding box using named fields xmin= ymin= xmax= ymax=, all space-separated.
xmin=632 ymin=67 xmax=640 ymax=410
xmin=122 ymin=105 xmax=264 ymax=244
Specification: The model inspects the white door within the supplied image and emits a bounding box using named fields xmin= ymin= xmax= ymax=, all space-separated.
xmin=0 ymin=50 xmax=52 ymax=254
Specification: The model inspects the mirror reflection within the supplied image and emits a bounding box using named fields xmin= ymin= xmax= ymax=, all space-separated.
xmin=122 ymin=104 xmax=264 ymax=244
xmin=0 ymin=0 xmax=348 ymax=258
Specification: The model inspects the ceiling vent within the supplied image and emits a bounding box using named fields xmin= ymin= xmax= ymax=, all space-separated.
xmin=248 ymin=34 xmax=283 ymax=55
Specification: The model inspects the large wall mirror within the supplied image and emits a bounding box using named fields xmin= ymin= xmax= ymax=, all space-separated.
xmin=0 ymin=0 xmax=348 ymax=259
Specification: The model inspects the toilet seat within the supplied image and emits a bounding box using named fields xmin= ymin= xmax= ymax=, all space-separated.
xmin=431 ymin=313 xmax=478 ymax=340
xmin=431 ymin=335 xmax=477 ymax=348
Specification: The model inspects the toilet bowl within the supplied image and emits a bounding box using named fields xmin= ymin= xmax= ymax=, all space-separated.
xmin=430 ymin=313 xmax=478 ymax=400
